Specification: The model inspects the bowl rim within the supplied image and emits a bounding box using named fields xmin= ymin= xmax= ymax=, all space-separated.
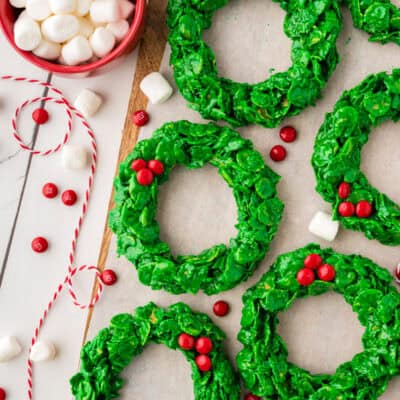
xmin=0 ymin=0 xmax=146 ymax=74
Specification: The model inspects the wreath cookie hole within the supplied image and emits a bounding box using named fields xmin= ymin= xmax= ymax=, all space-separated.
xmin=277 ymin=291 xmax=363 ymax=374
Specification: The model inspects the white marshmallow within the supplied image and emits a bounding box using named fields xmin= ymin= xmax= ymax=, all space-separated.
xmin=61 ymin=35 xmax=93 ymax=65
xmin=308 ymin=211 xmax=339 ymax=242
xmin=62 ymin=144 xmax=89 ymax=169
xmin=140 ymin=72 xmax=174 ymax=104
xmin=118 ymin=0 xmax=135 ymax=19
xmin=0 ymin=336 xmax=22 ymax=363
xmin=42 ymin=15 xmax=79 ymax=43
xmin=10 ymin=0 xmax=27 ymax=8
xmin=29 ymin=340 xmax=56 ymax=362
xmin=76 ymin=0 xmax=92 ymax=16
xmin=90 ymin=0 xmax=121 ymax=24
xmin=89 ymin=27 xmax=115 ymax=58
xmin=106 ymin=20 xmax=129 ymax=41
xmin=78 ymin=17 xmax=94 ymax=38
xmin=25 ymin=0 xmax=51 ymax=21
xmin=49 ymin=0 xmax=76 ymax=14
xmin=74 ymin=89 xmax=103 ymax=118
xmin=33 ymin=39 xmax=61 ymax=60
xmin=14 ymin=16 xmax=41 ymax=51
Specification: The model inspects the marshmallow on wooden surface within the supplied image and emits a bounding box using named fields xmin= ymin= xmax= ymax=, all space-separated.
xmin=61 ymin=35 xmax=93 ymax=65
xmin=90 ymin=27 xmax=115 ymax=58
xmin=14 ymin=16 xmax=41 ymax=51
xmin=25 ymin=0 xmax=51 ymax=21
xmin=308 ymin=211 xmax=339 ymax=242
xmin=140 ymin=72 xmax=174 ymax=104
xmin=90 ymin=0 xmax=121 ymax=24
xmin=29 ymin=340 xmax=56 ymax=362
xmin=74 ymin=89 xmax=102 ymax=118
xmin=78 ymin=17 xmax=94 ymax=38
xmin=62 ymin=144 xmax=89 ymax=169
xmin=33 ymin=39 xmax=61 ymax=60
xmin=106 ymin=19 xmax=129 ymax=41
xmin=76 ymin=0 xmax=92 ymax=16
xmin=0 ymin=336 xmax=22 ymax=363
xmin=10 ymin=0 xmax=26 ymax=8
xmin=118 ymin=0 xmax=135 ymax=19
xmin=42 ymin=15 xmax=79 ymax=43
xmin=49 ymin=0 xmax=76 ymax=14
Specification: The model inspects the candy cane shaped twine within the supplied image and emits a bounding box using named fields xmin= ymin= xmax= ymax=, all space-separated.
xmin=1 ymin=75 xmax=105 ymax=400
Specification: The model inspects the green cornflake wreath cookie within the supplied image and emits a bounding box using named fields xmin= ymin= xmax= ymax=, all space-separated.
xmin=109 ymin=121 xmax=283 ymax=295
xmin=167 ymin=0 xmax=342 ymax=128
xmin=70 ymin=302 xmax=240 ymax=400
xmin=237 ymin=243 xmax=400 ymax=400
xmin=312 ymin=69 xmax=400 ymax=245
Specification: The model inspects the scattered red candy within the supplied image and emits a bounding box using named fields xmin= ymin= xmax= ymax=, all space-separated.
xmin=338 ymin=201 xmax=355 ymax=217
xmin=0 ymin=388 xmax=6 ymax=400
xmin=356 ymin=200 xmax=372 ymax=218
xmin=32 ymin=108 xmax=49 ymax=124
xmin=394 ymin=264 xmax=400 ymax=284
xmin=279 ymin=126 xmax=297 ymax=143
xmin=132 ymin=110 xmax=149 ymax=127
xmin=31 ymin=237 xmax=48 ymax=253
xmin=61 ymin=190 xmax=77 ymax=206
xmin=244 ymin=394 xmax=260 ymax=400
xmin=136 ymin=168 xmax=154 ymax=186
xmin=131 ymin=159 xmax=147 ymax=172
xmin=148 ymin=160 xmax=164 ymax=176
xmin=317 ymin=264 xmax=336 ymax=282
xmin=42 ymin=182 xmax=58 ymax=199
xmin=297 ymin=268 xmax=315 ymax=286
xmin=213 ymin=300 xmax=230 ymax=317
xmin=338 ymin=182 xmax=351 ymax=199
xmin=195 ymin=337 xmax=213 ymax=354
xmin=178 ymin=333 xmax=195 ymax=350
xmin=270 ymin=145 xmax=287 ymax=162
xmin=195 ymin=354 xmax=212 ymax=372
xmin=303 ymin=253 xmax=322 ymax=270
xmin=101 ymin=269 xmax=118 ymax=286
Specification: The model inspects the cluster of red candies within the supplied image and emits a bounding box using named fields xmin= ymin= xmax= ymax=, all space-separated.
xmin=269 ymin=126 xmax=297 ymax=162
xmin=131 ymin=158 xmax=164 ymax=186
xmin=337 ymin=182 xmax=373 ymax=218
xmin=297 ymin=253 xmax=336 ymax=286
xmin=178 ymin=333 xmax=214 ymax=372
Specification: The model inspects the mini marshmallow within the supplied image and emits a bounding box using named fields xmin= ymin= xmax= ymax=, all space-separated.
xmin=49 ymin=0 xmax=76 ymax=14
xmin=61 ymin=36 xmax=93 ymax=65
xmin=29 ymin=340 xmax=56 ymax=362
xmin=42 ymin=15 xmax=79 ymax=43
xmin=76 ymin=0 xmax=92 ymax=16
xmin=308 ymin=211 xmax=339 ymax=242
xmin=140 ymin=72 xmax=174 ymax=104
xmin=14 ymin=16 xmax=41 ymax=51
xmin=25 ymin=0 xmax=51 ymax=21
xmin=90 ymin=27 xmax=115 ymax=58
xmin=90 ymin=0 xmax=121 ymax=24
xmin=33 ymin=39 xmax=61 ymax=60
xmin=74 ymin=89 xmax=103 ymax=117
xmin=118 ymin=0 xmax=135 ymax=19
xmin=0 ymin=336 xmax=22 ymax=363
xmin=78 ymin=17 xmax=94 ymax=38
xmin=10 ymin=0 xmax=26 ymax=8
xmin=62 ymin=144 xmax=89 ymax=169
xmin=106 ymin=19 xmax=129 ymax=41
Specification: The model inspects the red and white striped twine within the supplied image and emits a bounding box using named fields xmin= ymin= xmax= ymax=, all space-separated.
xmin=1 ymin=75 xmax=105 ymax=400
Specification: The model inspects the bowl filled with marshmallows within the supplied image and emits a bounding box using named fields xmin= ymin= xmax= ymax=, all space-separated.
xmin=0 ymin=0 xmax=146 ymax=76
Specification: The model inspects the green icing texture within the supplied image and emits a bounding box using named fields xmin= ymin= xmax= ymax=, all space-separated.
xmin=70 ymin=302 xmax=240 ymax=400
xmin=312 ymin=69 xmax=400 ymax=245
xmin=109 ymin=121 xmax=283 ymax=295
xmin=237 ymin=243 xmax=400 ymax=399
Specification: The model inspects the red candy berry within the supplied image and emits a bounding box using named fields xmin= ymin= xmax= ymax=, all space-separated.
xmin=0 ymin=388 xmax=6 ymax=400
xmin=304 ymin=253 xmax=322 ymax=270
xmin=195 ymin=355 xmax=212 ymax=372
xmin=148 ymin=160 xmax=164 ymax=176
xmin=297 ymin=268 xmax=315 ymax=286
xmin=32 ymin=108 xmax=49 ymax=124
xmin=101 ymin=269 xmax=118 ymax=286
xmin=136 ymin=168 xmax=154 ymax=186
xmin=244 ymin=394 xmax=261 ymax=400
xmin=131 ymin=159 xmax=147 ymax=172
xmin=270 ymin=145 xmax=287 ymax=162
xmin=317 ymin=264 xmax=336 ymax=282
xmin=394 ymin=264 xmax=400 ymax=284
xmin=133 ymin=110 xmax=149 ymax=127
xmin=213 ymin=300 xmax=230 ymax=317
xmin=178 ymin=333 xmax=195 ymax=350
xmin=61 ymin=190 xmax=77 ymax=206
xmin=338 ymin=182 xmax=351 ymax=199
xmin=42 ymin=182 xmax=58 ymax=199
xmin=279 ymin=126 xmax=297 ymax=143
xmin=31 ymin=237 xmax=48 ymax=253
xmin=195 ymin=337 xmax=213 ymax=354
xmin=356 ymin=200 xmax=372 ymax=218
xmin=338 ymin=201 xmax=355 ymax=217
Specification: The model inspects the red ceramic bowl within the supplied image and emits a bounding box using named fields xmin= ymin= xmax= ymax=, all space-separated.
xmin=0 ymin=0 xmax=146 ymax=76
